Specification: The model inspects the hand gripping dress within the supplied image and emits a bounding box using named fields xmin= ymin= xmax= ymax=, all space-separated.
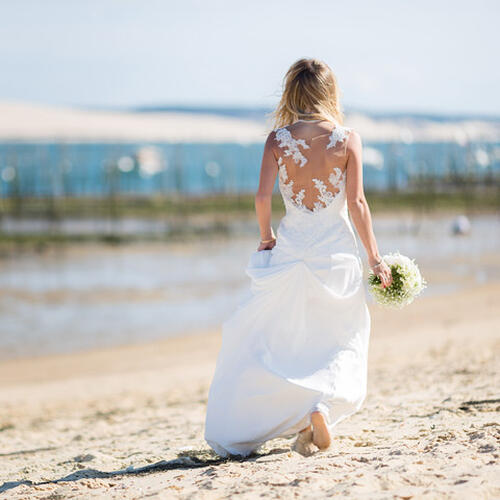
xmin=204 ymin=121 xmax=370 ymax=457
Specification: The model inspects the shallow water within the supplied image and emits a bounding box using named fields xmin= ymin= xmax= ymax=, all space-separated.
xmin=0 ymin=213 xmax=498 ymax=359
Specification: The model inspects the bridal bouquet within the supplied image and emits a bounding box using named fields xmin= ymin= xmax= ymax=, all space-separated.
xmin=368 ymin=252 xmax=426 ymax=308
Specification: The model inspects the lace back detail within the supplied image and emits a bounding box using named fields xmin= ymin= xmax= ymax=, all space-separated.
xmin=275 ymin=128 xmax=310 ymax=167
xmin=327 ymin=126 xmax=352 ymax=150
xmin=275 ymin=123 xmax=352 ymax=214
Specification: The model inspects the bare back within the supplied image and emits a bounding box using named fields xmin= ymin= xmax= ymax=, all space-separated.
xmin=271 ymin=119 xmax=352 ymax=213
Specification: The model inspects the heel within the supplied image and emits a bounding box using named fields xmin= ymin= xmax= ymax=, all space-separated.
xmin=311 ymin=411 xmax=331 ymax=450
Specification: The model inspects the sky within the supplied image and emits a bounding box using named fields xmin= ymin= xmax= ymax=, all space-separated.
xmin=1 ymin=0 xmax=499 ymax=115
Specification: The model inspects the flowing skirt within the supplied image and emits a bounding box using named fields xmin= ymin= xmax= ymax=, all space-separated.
xmin=204 ymin=214 xmax=370 ymax=457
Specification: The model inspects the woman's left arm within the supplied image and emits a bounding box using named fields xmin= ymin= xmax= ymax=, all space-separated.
xmin=255 ymin=131 xmax=279 ymax=251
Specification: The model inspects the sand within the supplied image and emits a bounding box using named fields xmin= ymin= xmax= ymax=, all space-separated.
xmin=0 ymin=101 xmax=267 ymax=143
xmin=0 ymin=100 xmax=498 ymax=143
xmin=0 ymin=283 xmax=499 ymax=499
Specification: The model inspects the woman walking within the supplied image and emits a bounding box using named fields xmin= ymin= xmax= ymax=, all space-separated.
xmin=204 ymin=58 xmax=392 ymax=457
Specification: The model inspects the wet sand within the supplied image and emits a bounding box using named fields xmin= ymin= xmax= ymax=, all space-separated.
xmin=0 ymin=282 xmax=499 ymax=499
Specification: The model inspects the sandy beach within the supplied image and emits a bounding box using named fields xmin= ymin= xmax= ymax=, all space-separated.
xmin=0 ymin=282 xmax=498 ymax=499
xmin=1 ymin=101 xmax=498 ymax=143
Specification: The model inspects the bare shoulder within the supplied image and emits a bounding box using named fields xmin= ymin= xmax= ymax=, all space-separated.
xmin=345 ymin=128 xmax=362 ymax=154
xmin=266 ymin=129 xmax=277 ymax=142
xmin=263 ymin=130 xmax=278 ymax=151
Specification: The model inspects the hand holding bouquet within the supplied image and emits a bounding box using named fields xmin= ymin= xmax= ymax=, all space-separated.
xmin=368 ymin=252 xmax=427 ymax=308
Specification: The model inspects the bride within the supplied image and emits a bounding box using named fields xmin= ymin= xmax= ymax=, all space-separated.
xmin=204 ymin=58 xmax=392 ymax=457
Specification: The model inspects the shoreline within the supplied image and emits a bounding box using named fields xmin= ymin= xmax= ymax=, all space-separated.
xmin=1 ymin=281 xmax=497 ymax=386
xmin=0 ymin=253 xmax=498 ymax=363
xmin=0 ymin=223 xmax=499 ymax=362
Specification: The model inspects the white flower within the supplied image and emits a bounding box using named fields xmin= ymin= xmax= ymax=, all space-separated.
xmin=368 ymin=252 xmax=426 ymax=309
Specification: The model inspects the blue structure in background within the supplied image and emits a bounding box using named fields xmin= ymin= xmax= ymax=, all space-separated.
xmin=0 ymin=140 xmax=498 ymax=198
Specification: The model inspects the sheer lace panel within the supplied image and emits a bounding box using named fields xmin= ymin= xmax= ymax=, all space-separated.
xmin=275 ymin=128 xmax=310 ymax=167
xmin=274 ymin=121 xmax=352 ymax=213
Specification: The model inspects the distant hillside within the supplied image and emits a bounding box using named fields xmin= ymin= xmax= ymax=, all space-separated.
xmin=134 ymin=105 xmax=271 ymax=122
xmin=133 ymin=105 xmax=500 ymax=124
xmin=0 ymin=101 xmax=498 ymax=143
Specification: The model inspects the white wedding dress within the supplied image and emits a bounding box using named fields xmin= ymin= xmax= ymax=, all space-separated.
xmin=204 ymin=120 xmax=370 ymax=457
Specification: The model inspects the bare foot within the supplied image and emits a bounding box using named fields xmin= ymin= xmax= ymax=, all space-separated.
xmin=311 ymin=411 xmax=331 ymax=450
xmin=292 ymin=425 xmax=318 ymax=457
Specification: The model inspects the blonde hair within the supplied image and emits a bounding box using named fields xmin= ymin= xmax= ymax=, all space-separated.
xmin=270 ymin=58 xmax=344 ymax=129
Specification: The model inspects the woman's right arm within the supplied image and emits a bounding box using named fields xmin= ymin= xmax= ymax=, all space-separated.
xmin=345 ymin=130 xmax=392 ymax=288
